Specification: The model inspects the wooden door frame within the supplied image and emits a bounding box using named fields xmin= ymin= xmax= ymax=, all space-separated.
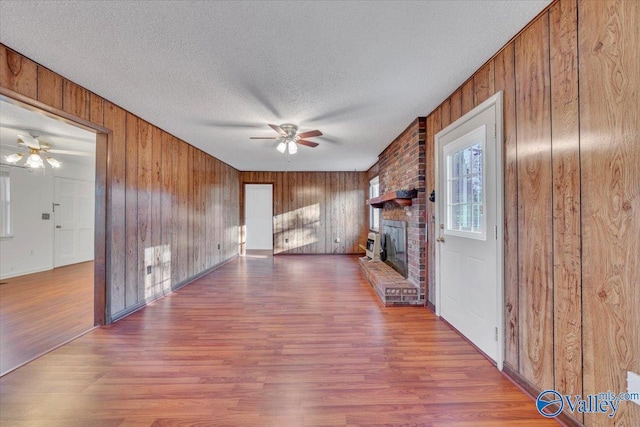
xmin=1 ymin=88 xmax=111 ymax=326
xmin=433 ymin=91 xmax=505 ymax=370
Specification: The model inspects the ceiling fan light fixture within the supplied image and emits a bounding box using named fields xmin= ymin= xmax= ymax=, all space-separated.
xmin=4 ymin=153 xmax=24 ymax=163
xmin=26 ymin=152 xmax=45 ymax=169
xmin=46 ymin=157 xmax=61 ymax=168
xmin=276 ymin=141 xmax=287 ymax=153
xmin=288 ymin=140 xmax=298 ymax=154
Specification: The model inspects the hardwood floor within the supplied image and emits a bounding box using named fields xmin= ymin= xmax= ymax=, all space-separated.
xmin=0 ymin=262 xmax=94 ymax=376
xmin=0 ymin=255 xmax=559 ymax=426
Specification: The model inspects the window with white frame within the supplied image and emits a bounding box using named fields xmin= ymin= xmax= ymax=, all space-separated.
xmin=369 ymin=176 xmax=380 ymax=231
xmin=0 ymin=166 xmax=11 ymax=238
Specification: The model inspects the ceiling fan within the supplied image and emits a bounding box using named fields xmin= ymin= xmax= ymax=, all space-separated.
xmin=3 ymin=131 xmax=92 ymax=169
xmin=250 ymin=124 xmax=322 ymax=154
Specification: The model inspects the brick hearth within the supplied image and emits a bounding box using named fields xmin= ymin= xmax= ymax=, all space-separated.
xmin=359 ymin=257 xmax=423 ymax=306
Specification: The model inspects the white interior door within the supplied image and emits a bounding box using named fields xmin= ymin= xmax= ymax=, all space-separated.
xmin=245 ymin=184 xmax=273 ymax=251
xmin=54 ymin=177 xmax=95 ymax=267
xmin=435 ymin=93 xmax=503 ymax=367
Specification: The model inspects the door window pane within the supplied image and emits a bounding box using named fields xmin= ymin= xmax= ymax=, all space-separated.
xmin=446 ymin=141 xmax=484 ymax=236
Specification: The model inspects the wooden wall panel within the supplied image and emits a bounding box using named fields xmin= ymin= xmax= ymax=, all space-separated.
xmin=62 ymin=80 xmax=90 ymax=122
xmin=104 ymin=102 xmax=127 ymax=315
xmin=151 ymin=127 xmax=162 ymax=248
xmin=460 ymin=79 xmax=475 ymax=115
xmin=199 ymin=152 xmax=208 ymax=271
xmin=515 ymin=14 xmax=554 ymax=391
xmin=191 ymin=149 xmax=202 ymax=272
xmin=90 ymin=93 xmax=104 ymax=127
xmin=170 ymin=136 xmax=180 ymax=286
xmin=332 ymin=173 xmax=343 ymax=253
xmin=449 ymin=89 xmax=462 ymax=123
xmin=137 ymin=120 xmax=152 ymax=301
xmin=137 ymin=120 xmax=153 ymax=301
xmin=282 ymin=172 xmax=290 ymax=253
xmin=178 ymin=142 xmax=189 ymax=283
xmin=160 ymin=131 xmax=173 ymax=295
xmin=36 ymin=66 xmax=63 ymax=109
xmin=124 ymin=113 xmax=139 ymax=307
xmin=358 ymin=172 xmax=369 ymax=251
xmin=473 ymin=61 xmax=495 ymax=107
xmin=494 ymin=43 xmax=519 ymax=370
xmin=204 ymin=155 xmax=212 ymax=268
xmin=579 ymin=0 xmax=640 ymax=425
xmin=187 ymin=146 xmax=195 ymax=278
xmin=0 ymin=45 xmax=37 ymax=98
xmin=440 ymin=99 xmax=451 ymax=130
xmin=212 ymin=157 xmax=220 ymax=263
xmin=314 ymin=172 xmax=323 ymax=253
xmin=241 ymin=171 xmax=367 ymax=255
xmin=150 ymin=127 xmax=162 ymax=295
xmin=549 ymin=0 xmax=582 ymax=411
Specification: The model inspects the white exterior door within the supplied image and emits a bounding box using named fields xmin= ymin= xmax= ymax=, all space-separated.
xmin=245 ymin=184 xmax=273 ymax=250
xmin=435 ymin=93 xmax=503 ymax=367
xmin=54 ymin=177 xmax=94 ymax=267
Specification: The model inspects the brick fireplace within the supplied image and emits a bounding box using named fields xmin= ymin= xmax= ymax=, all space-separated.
xmin=368 ymin=118 xmax=426 ymax=299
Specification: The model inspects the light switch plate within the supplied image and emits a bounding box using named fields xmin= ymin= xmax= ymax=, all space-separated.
xmin=628 ymin=371 xmax=640 ymax=407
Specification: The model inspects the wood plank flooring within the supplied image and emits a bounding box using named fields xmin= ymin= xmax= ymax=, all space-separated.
xmin=0 ymin=262 xmax=94 ymax=375
xmin=0 ymin=255 xmax=559 ymax=426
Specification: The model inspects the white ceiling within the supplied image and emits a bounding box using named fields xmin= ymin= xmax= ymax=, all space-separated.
xmin=0 ymin=0 xmax=550 ymax=171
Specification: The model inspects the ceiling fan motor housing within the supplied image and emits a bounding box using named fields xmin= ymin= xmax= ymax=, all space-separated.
xmin=280 ymin=123 xmax=298 ymax=136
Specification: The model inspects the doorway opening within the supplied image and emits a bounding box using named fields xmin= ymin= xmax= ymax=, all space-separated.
xmin=244 ymin=183 xmax=273 ymax=255
xmin=0 ymin=93 xmax=106 ymax=375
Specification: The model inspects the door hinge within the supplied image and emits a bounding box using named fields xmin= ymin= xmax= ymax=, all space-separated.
xmin=493 ymin=124 xmax=496 ymax=139
xmin=495 ymin=327 xmax=498 ymax=341
xmin=494 ymin=225 xmax=498 ymax=240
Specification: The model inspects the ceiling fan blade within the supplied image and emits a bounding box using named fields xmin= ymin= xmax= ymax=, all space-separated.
xmin=268 ymin=124 xmax=287 ymax=136
xmin=17 ymin=134 xmax=41 ymax=149
xmin=47 ymin=149 xmax=94 ymax=156
xmin=249 ymin=137 xmax=278 ymax=140
xmin=297 ymin=139 xmax=319 ymax=148
xmin=0 ymin=143 xmax=26 ymax=150
xmin=297 ymin=129 xmax=322 ymax=139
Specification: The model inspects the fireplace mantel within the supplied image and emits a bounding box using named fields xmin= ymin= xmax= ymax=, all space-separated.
xmin=368 ymin=189 xmax=418 ymax=208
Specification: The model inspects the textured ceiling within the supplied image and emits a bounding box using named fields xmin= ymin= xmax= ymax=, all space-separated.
xmin=0 ymin=0 xmax=550 ymax=171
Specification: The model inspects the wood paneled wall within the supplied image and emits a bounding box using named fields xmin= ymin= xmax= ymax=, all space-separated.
xmin=1 ymin=44 xmax=240 ymax=322
xmin=240 ymin=171 xmax=368 ymax=255
xmin=422 ymin=1 xmax=639 ymax=424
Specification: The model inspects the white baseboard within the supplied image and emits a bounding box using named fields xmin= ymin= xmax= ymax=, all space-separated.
xmin=0 ymin=265 xmax=53 ymax=280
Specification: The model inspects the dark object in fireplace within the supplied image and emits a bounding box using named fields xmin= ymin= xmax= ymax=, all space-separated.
xmin=381 ymin=220 xmax=408 ymax=278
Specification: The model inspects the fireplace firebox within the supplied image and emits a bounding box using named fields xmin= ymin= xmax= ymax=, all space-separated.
xmin=381 ymin=220 xmax=408 ymax=278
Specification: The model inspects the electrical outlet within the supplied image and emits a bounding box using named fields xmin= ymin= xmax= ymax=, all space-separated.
xmin=628 ymin=371 xmax=640 ymax=407
xmin=336 ymin=237 xmax=341 ymax=243
xmin=146 ymin=265 xmax=152 ymax=275
xmin=217 ymin=243 xmax=220 ymax=250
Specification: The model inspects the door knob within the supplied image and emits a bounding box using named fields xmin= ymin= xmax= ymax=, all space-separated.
xmin=436 ymin=237 xmax=445 ymax=243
